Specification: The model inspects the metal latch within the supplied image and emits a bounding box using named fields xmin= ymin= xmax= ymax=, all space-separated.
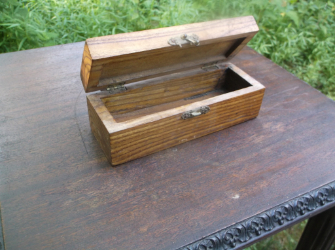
xmin=168 ymin=34 xmax=200 ymax=47
xmin=181 ymin=106 xmax=210 ymax=120
xmin=201 ymin=62 xmax=219 ymax=71
xmin=106 ymin=82 xmax=127 ymax=94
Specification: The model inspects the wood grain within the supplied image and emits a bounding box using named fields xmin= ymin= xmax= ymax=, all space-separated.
xmin=1 ymin=43 xmax=335 ymax=250
xmin=181 ymin=182 xmax=335 ymax=250
xmin=81 ymin=16 xmax=262 ymax=165
xmin=88 ymin=63 xmax=264 ymax=165
xmin=87 ymin=99 xmax=112 ymax=163
xmin=102 ymin=67 xmax=226 ymax=114
xmin=109 ymin=89 xmax=264 ymax=165
xmin=80 ymin=16 xmax=259 ymax=92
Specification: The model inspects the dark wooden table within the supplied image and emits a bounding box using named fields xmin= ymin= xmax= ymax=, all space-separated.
xmin=1 ymin=43 xmax=335 ymax=250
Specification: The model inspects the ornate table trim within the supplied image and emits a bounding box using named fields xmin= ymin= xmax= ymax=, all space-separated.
xmin=178 ymin=181 xmax=335 ymax=250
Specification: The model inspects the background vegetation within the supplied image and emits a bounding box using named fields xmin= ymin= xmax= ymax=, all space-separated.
xmin=1 ymin=0 xmax=334 ymax=249
xmin=1 ymin=0 xmax=334 ymax=100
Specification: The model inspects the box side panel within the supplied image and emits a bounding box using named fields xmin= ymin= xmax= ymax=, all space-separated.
xmin=80 ymin=42 xmax=103 ymax=93
xmin=87 ymin=97 xmax=112 ymax=163
xmin=110 ymin=89 xmax=265 ymax=165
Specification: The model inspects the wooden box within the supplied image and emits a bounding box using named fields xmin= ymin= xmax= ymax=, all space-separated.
xmin=80 ymin=16 xmax=265 ymax=166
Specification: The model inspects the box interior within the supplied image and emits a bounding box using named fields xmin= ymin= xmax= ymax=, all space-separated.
xmin=101 ymin=66 xmax=252 ymax=123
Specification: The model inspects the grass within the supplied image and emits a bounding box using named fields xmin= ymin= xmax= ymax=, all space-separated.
xmin=1 ymin=0 xmax=334 ymax=249
xmin=1 ymin=0 xmax=334 ymax=100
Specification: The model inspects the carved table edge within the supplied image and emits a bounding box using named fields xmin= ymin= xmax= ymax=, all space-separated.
xmin=178 ymin=181 xmax=335 ymax=250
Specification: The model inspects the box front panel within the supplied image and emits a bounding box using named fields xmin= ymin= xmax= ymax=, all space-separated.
xmin=110 ymin=89 xmax=265 ymax=165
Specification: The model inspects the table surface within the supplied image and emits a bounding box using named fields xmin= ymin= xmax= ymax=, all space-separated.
xmin=1 ymin=43 xmax=335 ymax=250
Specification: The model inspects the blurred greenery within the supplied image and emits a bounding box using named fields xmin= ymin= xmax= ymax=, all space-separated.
xmin=0 ymin=1 xmax=334 ymax=248
xmin=1 ymin=0 xmax=334 ymax=100
xmin=245 ymin=220 xmax=306 ymax=250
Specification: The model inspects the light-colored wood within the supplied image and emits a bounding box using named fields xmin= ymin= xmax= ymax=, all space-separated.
xmin=102 ymin=67 xmax=226 ymax=115
xmin=87 ymin=64 xmax=265 ymax=165
xmin=87 ymin=96 xmax=112 ymax=163
xmin=110 ymin=90 xmax=264 ymax=165
xmin=81 ymin=16 xmax=265 ymax=165
xmin=80 ymin=16 xmax=259 ymax=93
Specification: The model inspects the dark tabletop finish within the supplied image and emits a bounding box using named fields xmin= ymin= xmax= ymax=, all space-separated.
xmin=0 ymin=43 xmax=335 ymax=250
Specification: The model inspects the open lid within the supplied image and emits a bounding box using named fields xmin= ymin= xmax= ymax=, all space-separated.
xmin=80 ymin=16 xmax=259 ymax=93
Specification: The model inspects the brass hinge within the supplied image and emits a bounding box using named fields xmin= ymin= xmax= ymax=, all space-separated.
xmin=201 ymin=62 xmax=219 ymax=71
xmin=106 ymin=82 xmax=127 ymax=94
xmin=168 ymin=34 xmax=200 ymax=48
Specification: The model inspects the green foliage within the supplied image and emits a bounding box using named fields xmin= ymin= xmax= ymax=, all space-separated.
xmin=194 ymin=0 xmax=335 ymax=100
xmin=1 ymin=0 xmax=334 ymax=100
xmin=246 ymin=0 xmax=335 ymax=100
xmin=0 ymin=0 xmax=197 ymax=52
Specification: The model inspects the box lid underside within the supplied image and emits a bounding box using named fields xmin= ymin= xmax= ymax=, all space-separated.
xmin=80 ymin=16 xmax=259 ymax=93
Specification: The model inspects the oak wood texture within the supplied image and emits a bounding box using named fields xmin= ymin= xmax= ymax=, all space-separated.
xmin=80 ymin=16 xmax=259 ymax=92
xmin=1 ymin=43 xmax=335 ymax=250
xmin=81 ymin=17 xmax=262 ymax=165
xmin=88 ymin=64 xmax=265 ymax=165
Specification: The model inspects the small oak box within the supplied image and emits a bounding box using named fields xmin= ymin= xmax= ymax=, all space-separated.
xmin=80 ymin=16 xmax=265 ymax=166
